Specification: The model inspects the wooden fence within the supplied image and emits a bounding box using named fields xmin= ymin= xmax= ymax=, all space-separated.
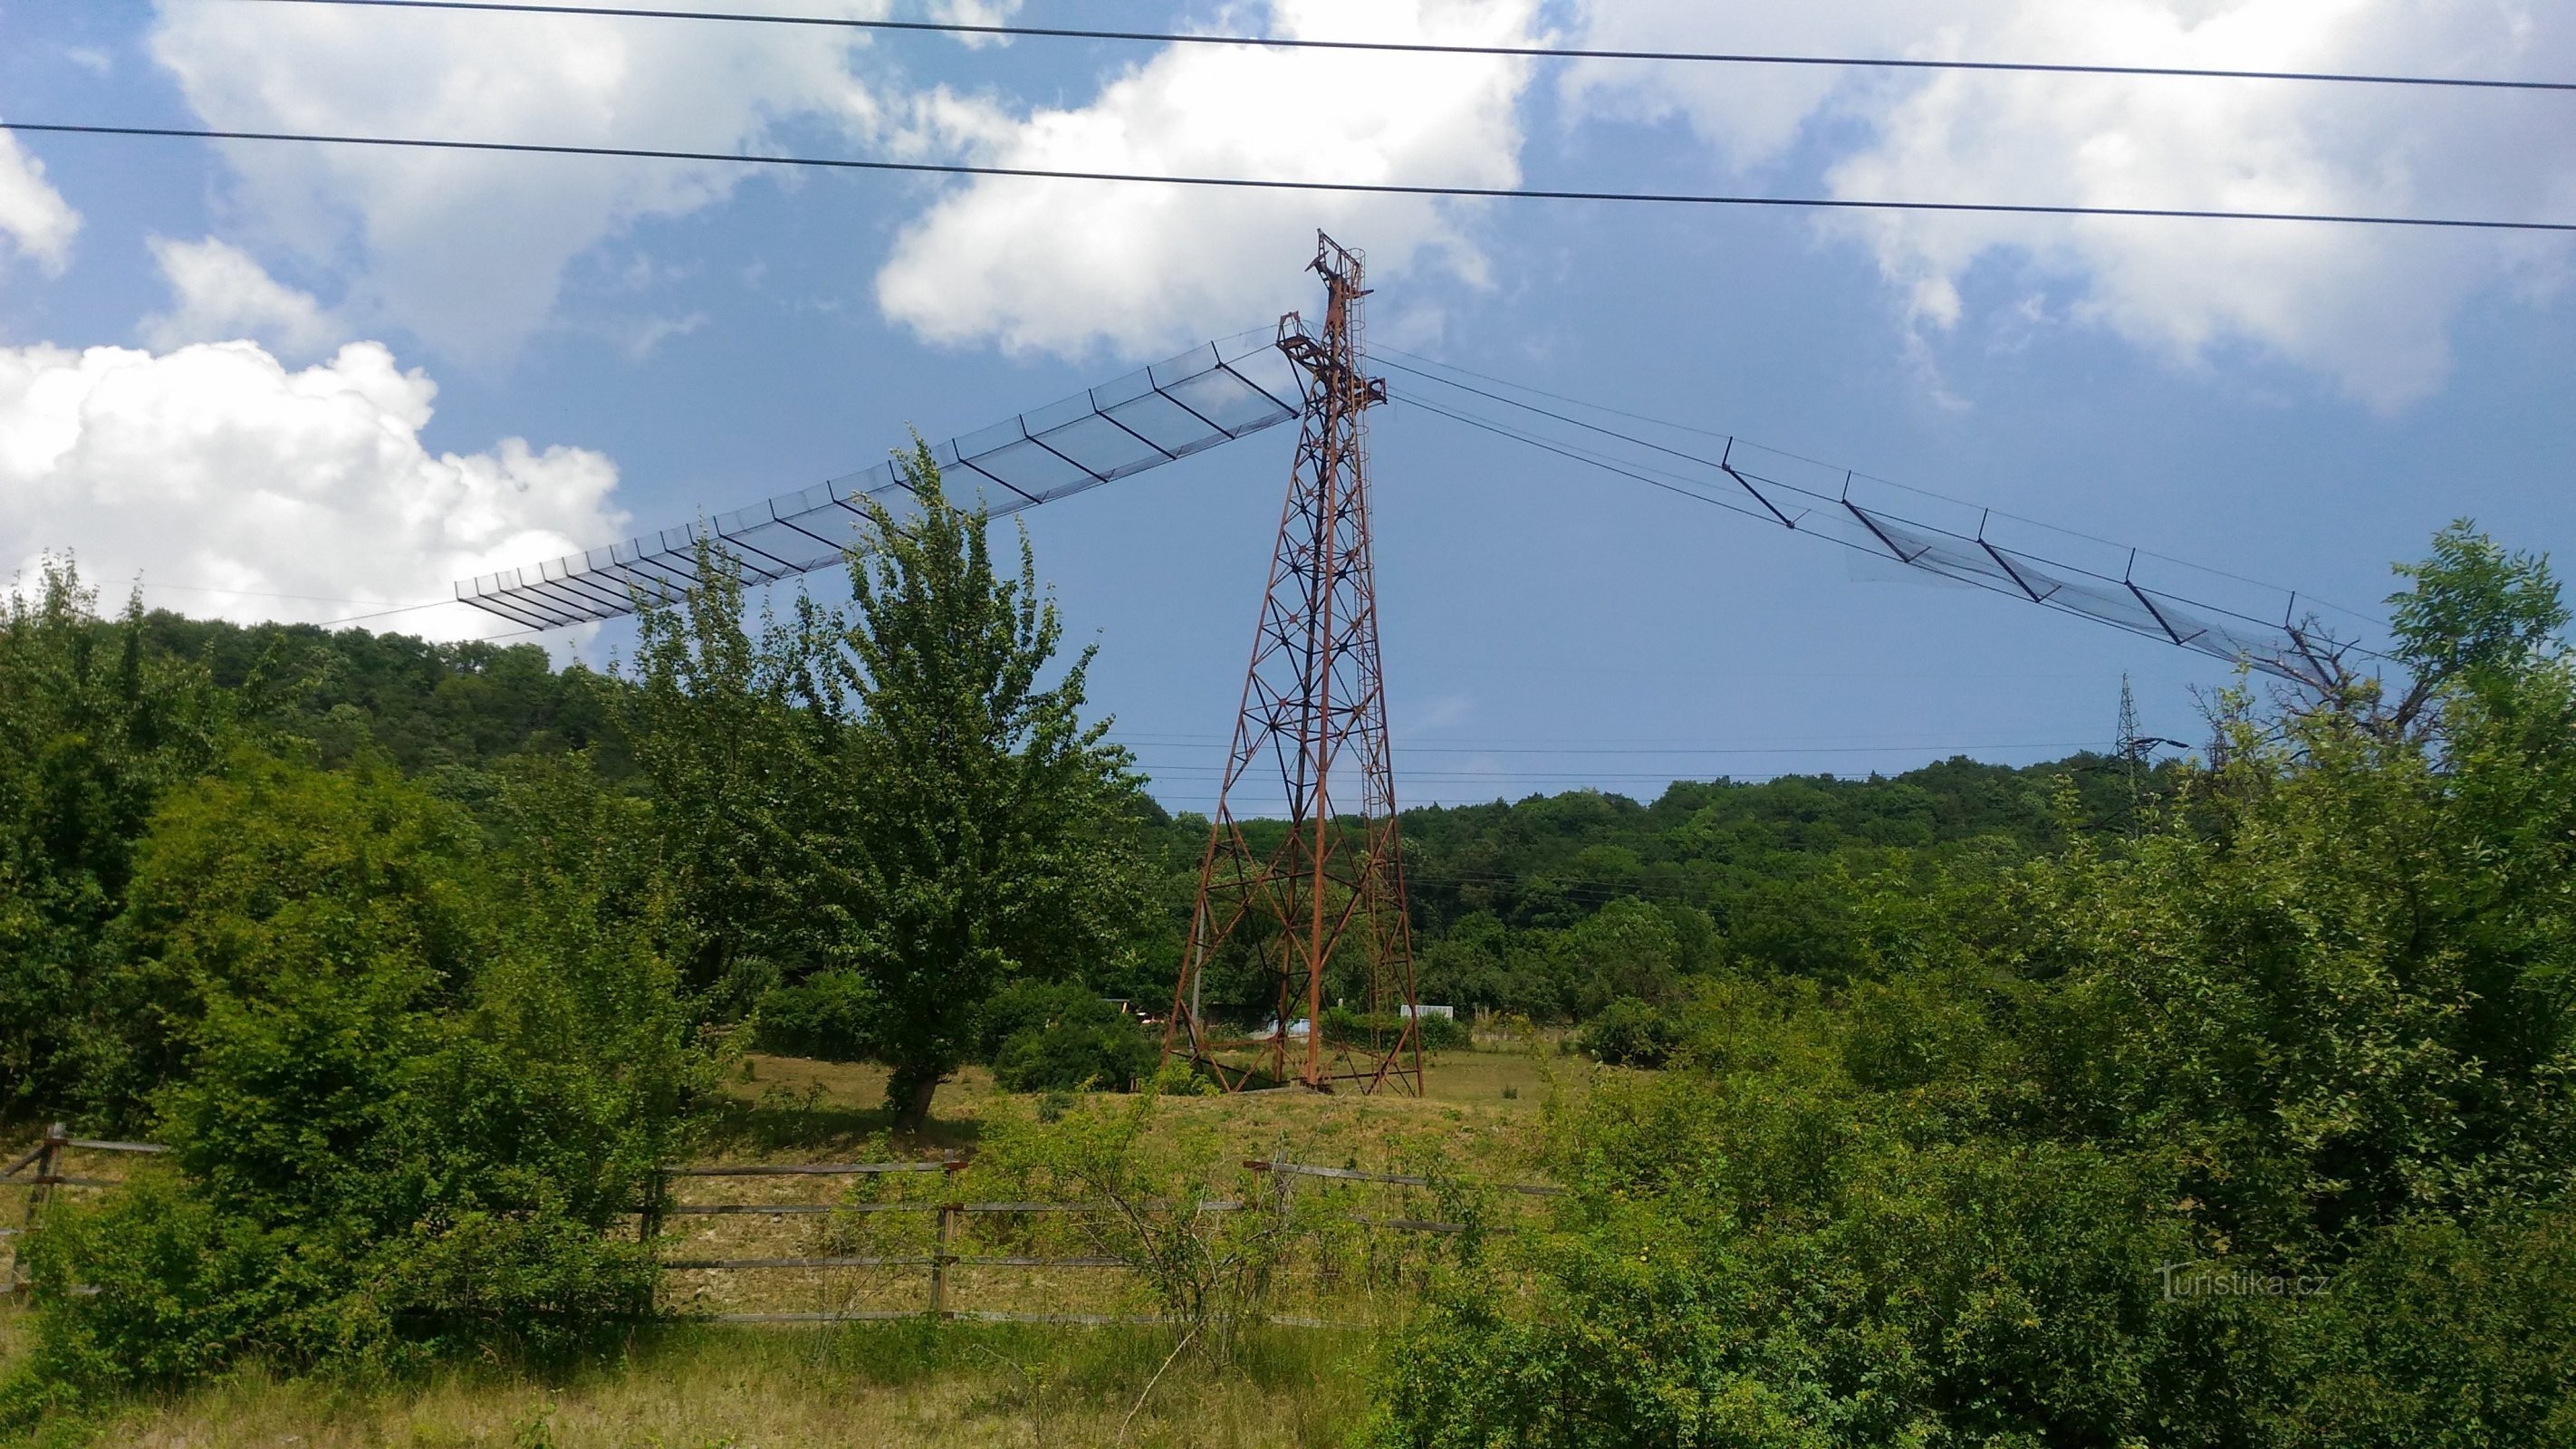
xmin=645 ymin=1154 xmax=1560 ymax=1326
xmin=2 ymin=1123 xmax=169 ymax=1294
xmin=3 ymin=1128 xmax=1560 ymax=1326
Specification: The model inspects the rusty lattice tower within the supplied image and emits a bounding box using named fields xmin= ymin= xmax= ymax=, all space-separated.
xmin=1164 ymin=234 xmax=1422 ymax=1095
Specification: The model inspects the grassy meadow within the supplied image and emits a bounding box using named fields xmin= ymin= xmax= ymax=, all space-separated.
xmin=2 ymin=1041 xmax=1565 ymax=1447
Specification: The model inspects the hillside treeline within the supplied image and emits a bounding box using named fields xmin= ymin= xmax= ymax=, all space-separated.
xmin=10 ymin=575 xmax=2183 ymax=1071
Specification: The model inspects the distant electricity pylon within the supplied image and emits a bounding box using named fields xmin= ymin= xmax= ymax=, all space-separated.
xmin=1163 ymin=234 xmax=1424 ymax=1095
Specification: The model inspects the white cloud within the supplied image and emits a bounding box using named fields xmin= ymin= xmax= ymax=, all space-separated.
xmin=874 ymin=0 xmax=1544 ymax=360
xmin=147 ymin=0 xmax=898 ymax=359
xmin=0 ymin=339 xmax=625 ymax=641
xmin=140 ymin=237 xmax=345 ymax=360
xmin=0 ymin=130 xmax=81 ymax=274
xmin=1569 ymin=0 xmax=2576 ymax=410
xmin=926 ymin=0 xmax=1024 ymax=43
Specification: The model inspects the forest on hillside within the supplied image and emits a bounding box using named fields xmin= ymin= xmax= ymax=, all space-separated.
xmin=5 ymin=469 xmax=2571 ymax=1445
xmin=25 ymin=570 xmax=2179 ymax=1044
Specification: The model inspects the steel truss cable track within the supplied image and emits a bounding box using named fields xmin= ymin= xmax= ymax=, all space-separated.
xmin=1380 ymin=361 xmax=2376 ymax=685
xmin=452 ymin=332 xmax=1300 ymax=629
xmin=447 ymin=321 xmax=2373 ymax=692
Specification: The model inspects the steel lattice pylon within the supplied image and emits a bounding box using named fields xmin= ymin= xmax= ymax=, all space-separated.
xmin=1164 ymin=234 xmax=1423 ymax=1095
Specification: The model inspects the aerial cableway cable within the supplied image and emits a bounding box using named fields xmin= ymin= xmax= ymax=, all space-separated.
xmin=5 ymin=121 xmax=2571 ymax=235
xmin=1374 ymin=364 xmax=2384 ymax=683
xmin=1376 ymin=349 xmax=2381 ymax=633
xmin=211 ymin=0 xmax=2576 ymax=94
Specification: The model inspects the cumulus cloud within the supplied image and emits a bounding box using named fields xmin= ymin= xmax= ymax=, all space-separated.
xmin=875 ymin=0 xmax=1543 ymax=360
xmin=0 ymin=130 xmax=80 ymax=273
xmin=0 ymin=339 xmax=625 ymax=640
xmin=147 ymin=0 xmax=897 ymax=358
xmin=1569 ymin=0 xmax=2576 ymax=410
xmin=140 ymin=237 xmax=345 ymax=360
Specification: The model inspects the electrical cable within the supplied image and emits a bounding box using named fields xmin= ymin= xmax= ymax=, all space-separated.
xmin=1377 ymin=344 xmax=2387 ymax=624
xmin=1391 ymin=389 xmax=2392 ymax=673
xmin=6 ymin=120 xmax=2570 ymax=234
xmin=208 ymin=0 xmax=2576 ymax=94
xmin=1119 ymin=740 xmax=2104 ymax=758
xmin=1392 ymin=391 xmax=1771 ymax=523
xmin=1383 ymin=361 xmax=2392 ymax=643
xmin=118 ymin=580 xmax=541 ymax=635
xmin=135 ymin=581 xmax=428 ymax=608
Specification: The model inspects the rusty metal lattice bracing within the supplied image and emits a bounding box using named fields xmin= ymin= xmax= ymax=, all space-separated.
xmin=1165 ymin=234 xmax=1422 ymax=1096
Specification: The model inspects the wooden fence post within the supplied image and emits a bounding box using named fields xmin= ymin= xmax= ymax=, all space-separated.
xmin=27 ymin=1123 xmax=64 ymax=1222
xmin=637 ymin=1165 xmax=668 ymax=1323
xmin=8 ymin=1123 xmax=65 ymax=1295
xmin=929 ymin=1158 xmax=966 ymax=1321
xmin=639 ymin=1166 xmax=666 ymax=1244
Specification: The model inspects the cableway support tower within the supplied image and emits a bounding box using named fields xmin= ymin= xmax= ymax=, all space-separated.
xmin=1164 ymin=232 xmax=1424 ymax=1095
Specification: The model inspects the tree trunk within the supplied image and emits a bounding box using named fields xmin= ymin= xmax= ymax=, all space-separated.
xmin=889 ymin=1066 xmax=941 ymax=1135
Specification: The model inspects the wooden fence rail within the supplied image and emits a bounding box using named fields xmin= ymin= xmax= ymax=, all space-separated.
xmin=5 ymin=1135 xmax=1561 ymax=1322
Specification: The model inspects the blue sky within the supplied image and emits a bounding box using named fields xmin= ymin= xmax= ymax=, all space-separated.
xmin=2 ymin=0 xmax=2571 ymax=813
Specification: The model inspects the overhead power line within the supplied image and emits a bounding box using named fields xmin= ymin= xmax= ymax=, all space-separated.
xmin=8 ymin=121 xmax=2571 ymax=234
xmin=212 ymin=0 xmax=2576 ymax=95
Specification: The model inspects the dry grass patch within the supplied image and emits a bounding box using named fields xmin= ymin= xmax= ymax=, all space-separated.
xmin=14 ymin=1321 xmax=1370 ymax=1449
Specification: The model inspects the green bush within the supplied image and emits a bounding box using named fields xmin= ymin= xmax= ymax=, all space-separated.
xmin=991 ymin=1019 xmax=1158 ymax=1093
xmin=5 ymin=755 xmax=705 ymax=1412
xmin=751 ymin=970 xmax=873 ymax=1060
xmin=970 ymin=981 xmax=1157 ymax=1092
xmin=975 ymin=980 xmax=1110 ymax=1060
xmin=1572 ymin=997 xmax=1678 ymax=1067
xmin=1366 ymin=529 xmax=2576 ymax=1448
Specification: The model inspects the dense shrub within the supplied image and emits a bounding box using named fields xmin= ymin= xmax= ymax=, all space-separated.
xmin=5 ymin=755 xmax=706 ymax=1411
xmin=1572 ymin=997 xmax=1679 ymax=1067
xmin=1366 ymin=527 xmax=2576 ymax=1447
xmin=992 ymin=1018 xmax=1158 ymax=1092
xmin=0 ymin=561 xmax=227 ymax=1118
xmin=979 ymin=981 xmax=1157 ymax=1092
xmin=753 ymin=970 xmax=874 ymax=1060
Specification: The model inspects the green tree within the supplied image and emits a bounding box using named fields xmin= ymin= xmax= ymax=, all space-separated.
xmin=617 ymin=537 xmax=827 ymax=1015
xmin=0 ymin=559 xmax=227 ymax=1117
xmin=12 ymin=753 xmax=706 ymax=1406
xmin=804 ymin=445 xmax=1150 ymax=1129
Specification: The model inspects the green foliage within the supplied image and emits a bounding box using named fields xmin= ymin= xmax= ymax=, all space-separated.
xmin=2389 ymin=519 xmax=2569 ymax=701
xmin=1572 ymin=997 xmax=1679 ymax=1068
xmin=617 ymin=451 xmax=1154 ymax=1128
xmin=1316 ymin=1006 xmax=1468 ymax=1052
xmin=82 ymin=748 xmax=485 ymax=1127
xmin=976 ymin=981 xmax=1158 ymax=1092
xmin=137 ymin=609 xmax=621 ymax=778
xmin=617 ymin=535 xmax=824 ymax=1017
xmin=750 ymin=972 xmax=876 ymax=1061
xmin=795 ymin=446 xmax=1154 ymax=1127
xmin=1365 ymin=524 xmax=2576 ymax=1447
xmin=977 ymin=1085 xmax=1312 ymax=1363
xmin=0 ymin=559 xmax=228 ymax=1115
xmin=991 ymin=1018 xmax=1158 ymax=1094
xmin=2264 ymin=1202 xmax=2576 ymax=1446
xmin=1180 ymin=753 xmax=2149 ymax=1031
xmin=9 ymin=753 xmax=706 ymax=1409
